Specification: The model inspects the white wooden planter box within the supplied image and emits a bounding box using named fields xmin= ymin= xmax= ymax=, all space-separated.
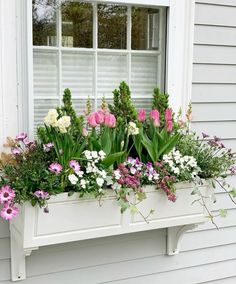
xmin=10 ymin=182 xmax=211 ymax=281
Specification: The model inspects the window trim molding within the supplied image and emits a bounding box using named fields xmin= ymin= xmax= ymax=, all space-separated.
xmin=16 ymin=0 xmax=195 ymax=138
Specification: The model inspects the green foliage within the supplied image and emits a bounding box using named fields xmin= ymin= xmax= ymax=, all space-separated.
xmin=109 ymin=81 xmax=137 ymax=125
xmin=152 ymin=88 xmax=169 ymax=127
xmin=176 ymin=132 xmax=235 ymax=179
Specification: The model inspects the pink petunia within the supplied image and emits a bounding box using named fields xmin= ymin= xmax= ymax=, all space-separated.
xmin=165 ymin=108 xmax=172 ymax=122
xmin=0 ymin=204 xmax=19 ymax=221
xmin=69 ymin=160 xmax=80 ymax=173
xmin=138 ymin=109 xmax=146 ymax=122
xmin=95 ymin=111 xmax=105 ymax=124
xmin=87 ymin=113 xmax=97 ymax=128
xmin=15 ymin=132 xmax=27 ymax=142
xmin=0 ymin=185 xmax=15 ymax=204
xmin=48 ymin=163 xmax=63 ymax=174
xmin=34 ymin=190 xmax=50 ymax=199
xmin=104 ymin=113 xmax=116 ymax=128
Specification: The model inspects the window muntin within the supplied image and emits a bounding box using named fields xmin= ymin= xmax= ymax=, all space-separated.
xmin=32 ymin=1 xmax=166 ymax=132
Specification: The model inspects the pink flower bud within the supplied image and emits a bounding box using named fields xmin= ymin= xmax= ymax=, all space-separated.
xmin=138 ymin=109 xmax=146 ymax=122
xmin=87 ymin=113 xmax=97 ymax=128
xmin=95 ymin=111 xmax=105 ymax=124
xmin=150 ymin=110 xmax=160 ymax=127
xmin=165 ymin=108 xmax=172 ymax=122
xmin=166 ymin=120 xmax=173 ymax=132
xmin=82 ymin=128 xmax=88 ymax=137
xmin=104 ymin=113 xmax=116 ymax=128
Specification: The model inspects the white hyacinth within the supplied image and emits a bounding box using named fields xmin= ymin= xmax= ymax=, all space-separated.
xmin=128 ymin=122 xmax=139 ymax=136
xmin=44 ymin=109 xmax=58 ymax=127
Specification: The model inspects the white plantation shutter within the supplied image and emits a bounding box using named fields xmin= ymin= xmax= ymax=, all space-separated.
xmin=62 ymin=52 xmax=94 ymax=98
xmin=33 ymin=50 xmax=58 ymax=99
xmin=131 ymin=54 xmax=158 ymax=97
xmin=97 ymin=53 xmax=128 ymax=98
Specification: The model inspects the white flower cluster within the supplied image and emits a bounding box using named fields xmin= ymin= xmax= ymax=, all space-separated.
xmin=163 ymin=149 xmax=200 ymax=180
xmin=68 ymin=151 xmax=111 ymax=193
xmin=44 ymin=109 xmax=71 ymax=133
xmin=128 ymin=122 xmax=139 ymax=136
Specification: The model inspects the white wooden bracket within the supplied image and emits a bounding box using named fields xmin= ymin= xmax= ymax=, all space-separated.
xmin=10 ymin=229 xmax=38 ymax=281
xmin=167 ymin=224 xmax=199 ymax=255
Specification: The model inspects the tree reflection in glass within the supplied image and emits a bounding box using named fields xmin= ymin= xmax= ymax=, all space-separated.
xmin=98 ymin=4 xmax=127 ymax=49
xmin=32 ymin=0 xmax=57 ymax=46
xmin=132 ymin=7 xmax=159 ymax=50
xmin=61 ymin=2 xmax=93 ymax=48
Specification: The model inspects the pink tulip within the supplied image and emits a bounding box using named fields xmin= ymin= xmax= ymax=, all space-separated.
xmin=150 ymin=110 xmax=160 ymax=127
xmin=166 ymin=120 xmax=173 ymax=132
xmin=95 ymin=111 xmax=105 ymax=124
xmin=138 ymin=109 xmax=146 ymax=122
xmin=87 ymin=113 xmax=97 ymax=128
xmin=165 ymin=108 xmax=172 ymax=122
xmin=104 ymin=113 xmax=116 ymax=128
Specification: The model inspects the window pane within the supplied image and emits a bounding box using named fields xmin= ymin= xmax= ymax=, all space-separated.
xmin=62 ymin=52 xmax=94 ymax=97
xmin=97 ymin=53 xmax=128 ymax=97
xmin=131 ymin=54 xmax=158 ymax=96
xmin=132 ymin=8 xmax=160 ymax=50
xmin=61 ymin=2 xmax=93 ymax=48
xmin=32 ymin=0 xmax=57 ymax=46
xmin=33 ymin=50 xmax=58 ymax=98
xmin=98 ymin=4 xmax=127 ymax=49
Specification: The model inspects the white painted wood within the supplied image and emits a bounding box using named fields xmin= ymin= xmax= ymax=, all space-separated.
xmin=192 ymin=102 xmax=236 ymax=121
xmin=194 ymin=45 xmax=236 ymax=64
xmin=193 ymin=64 xmax=236 ymax=84
xmin=9 ymin=183 xmax=211 ymax=281
xmin=195 ymin=3 xmax=236 ymax=27
xmin=191 ymin=121 xmax=236 ymax=139
xmin=194 ymin=25 xmax=236 ymax=46
xmin=201 ymin=277 xmax=236 ymax=284
xmin=196 ymin=0 xmax=236 ymax=6
xmin=192 ymin=84 xmax=236 ymax=103
xmin=0 ymin=238 xmax=10 ymax=260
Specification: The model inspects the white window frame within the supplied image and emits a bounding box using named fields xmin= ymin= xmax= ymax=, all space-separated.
xmin=16 ymin=0 xmax=195 ymax=139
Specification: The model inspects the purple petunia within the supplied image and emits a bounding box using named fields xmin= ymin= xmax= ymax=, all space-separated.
xmin=11 ymin=147 xmax=22 ymax=156
xmin=43 ymin=142 xmax=54 ymax=152
xmin=15 ymin=132 xmax=27 ymax=142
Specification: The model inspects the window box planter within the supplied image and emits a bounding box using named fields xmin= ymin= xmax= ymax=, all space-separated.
xmin=10 ymin=181 xmax=211 ymax=281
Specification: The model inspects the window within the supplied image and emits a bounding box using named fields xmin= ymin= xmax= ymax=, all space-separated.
xmin=32 ymin=0 xmax=166 ymax=132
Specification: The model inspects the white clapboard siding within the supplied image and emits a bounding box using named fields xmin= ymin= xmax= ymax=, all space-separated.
xmin=195 ymin=4 xmax=236 ymax=27
xmin=192 ymin=84 xmax=236 ymax=103
xmin=196 ymin=0 xmax=236 ymax=6
xmin=194 ymin=45 xmax=236 ymax=64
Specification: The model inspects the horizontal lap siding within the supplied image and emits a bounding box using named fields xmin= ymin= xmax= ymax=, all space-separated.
xmin=1 ymin=1 xmax=236 ymax=284
xmin=191 ymin=1 xmax=236 ymax=283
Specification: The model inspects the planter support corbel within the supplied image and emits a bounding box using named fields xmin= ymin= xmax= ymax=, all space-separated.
xmin=167 ymin=224 xmax=199 ymax=255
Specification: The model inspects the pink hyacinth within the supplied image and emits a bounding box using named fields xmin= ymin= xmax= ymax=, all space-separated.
xmin=165 ymin=108 xmax=172 ymax=122
xmin=11 ymin=147 xmax=22 ymax=156
xmin=95 ymin=111 xmax=105 ymax=124
xmin=0 ymin=185 xmax=15 ymax=204
xmin=104 ymin=113 xmax=116 ymax=128
xmin=150 ymin=110 xmax=160 ymax=127
xmin=48 ymin=163 xmax=63 ymax=174
xmin=0 ymin=204 xmax=19 ymax=220
xmin=166 ymin=120 xmax=173 ymax=132
xmin=138 ymin=109 xmax=146 ymax=122
xmin=34 ymin=190 xmax=50 ymax=199
xmin=87 ymin=113 xmax=97 ymax=128
xmin=69 ymin=160 xmax=80 ymax=174
xmin=15 ymin=132 xmax=27 ymax=142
